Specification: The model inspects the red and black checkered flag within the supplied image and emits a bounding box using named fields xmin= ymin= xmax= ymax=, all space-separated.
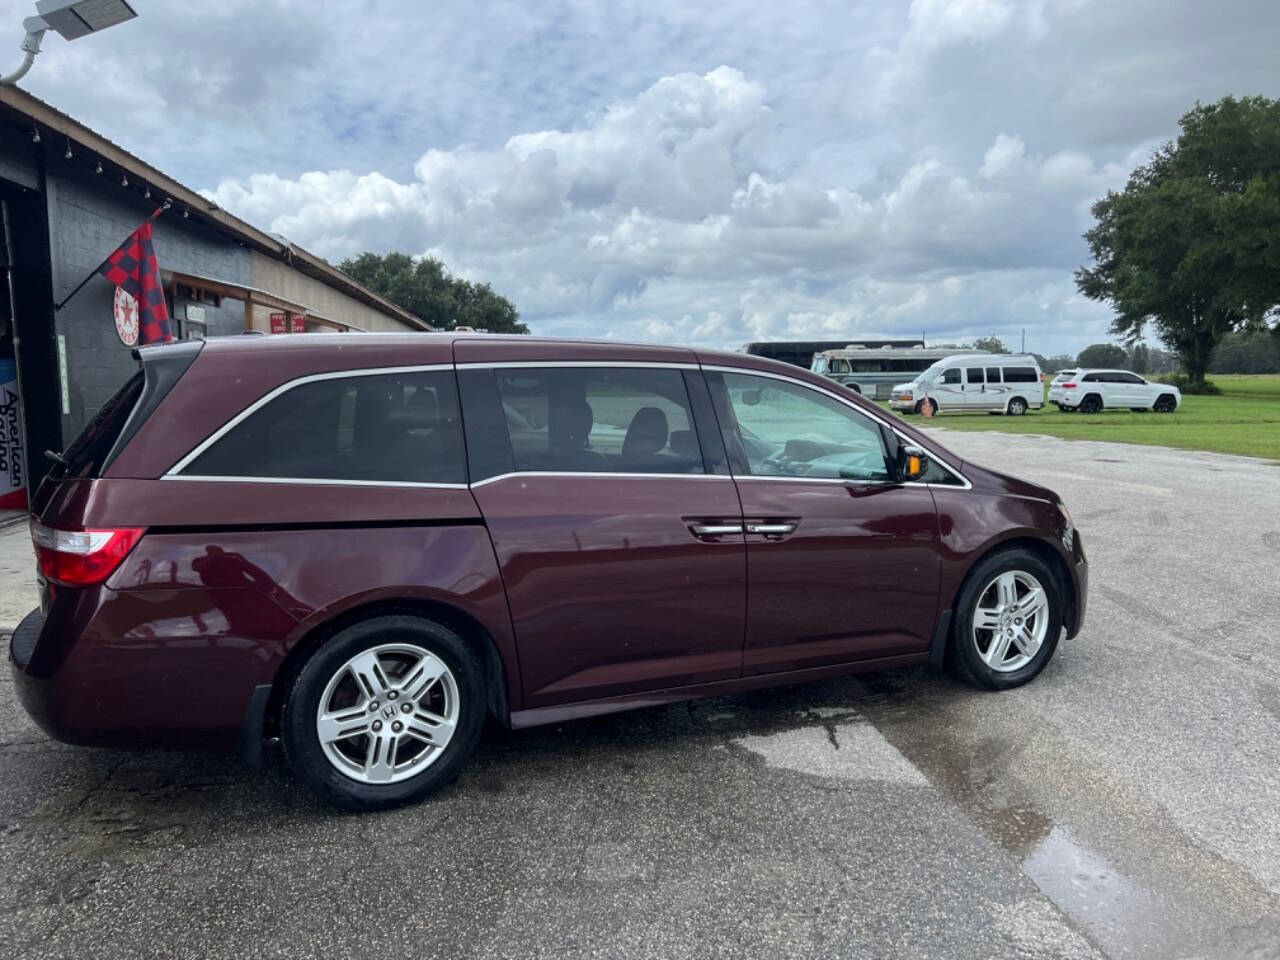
xmin=97 ymin=211 xmax=172 ymax=344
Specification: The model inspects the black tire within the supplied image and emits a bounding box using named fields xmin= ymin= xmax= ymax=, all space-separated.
xmin=1006 ymin=397 xmax=1028 ymax=416
xmin=1079 ymin=394 xmax=1103 ymax=414
xmin=947 ymin=547 xmax=1063 ymax=691
xmin=1154 ymin=394 xmax=1177 ymax=413
xmin=281 ymin=615 xmax=486 ymax=811
xmin=915 ymin=398 xmax=938 ymax=416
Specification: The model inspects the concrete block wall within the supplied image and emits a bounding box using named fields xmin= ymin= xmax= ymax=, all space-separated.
xmin=47 ymin=161 xmax=251 ymax=438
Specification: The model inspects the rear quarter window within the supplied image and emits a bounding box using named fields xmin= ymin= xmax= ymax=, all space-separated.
xmin=1004 ymin=367 xmax=1038 ymax=383
xmin=179 ymin=369 xmax=465 ymax=484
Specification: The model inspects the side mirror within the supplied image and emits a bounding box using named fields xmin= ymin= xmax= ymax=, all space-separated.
xmin=898 ymin=444 xmax=928 ymax=482
xmin=741 ymin=389 xmax=762 ymax=406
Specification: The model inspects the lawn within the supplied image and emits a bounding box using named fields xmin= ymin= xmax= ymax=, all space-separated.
xmin=878 ymin=374 xmax=1280 ymax=461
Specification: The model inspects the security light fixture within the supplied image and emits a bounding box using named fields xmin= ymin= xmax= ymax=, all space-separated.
xmin=2 ymin=0 xmax=137 ymax=85
xmin=95 ymin=160 xmax=103 ymax=174
xmin=120 ymin=173 xmax=128 ymax=187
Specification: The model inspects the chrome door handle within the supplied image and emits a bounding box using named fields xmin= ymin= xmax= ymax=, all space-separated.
xmin=689 ymin=523 xmax=744 ymax=536
xmin=747 ymin=523 xmax=796 ymax=535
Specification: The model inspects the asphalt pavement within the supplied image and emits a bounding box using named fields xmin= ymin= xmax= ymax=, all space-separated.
xmin=1 ymin=429 xmax=1278 ymax=960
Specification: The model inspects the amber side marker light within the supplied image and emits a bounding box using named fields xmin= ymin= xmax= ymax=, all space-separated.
xmin=30 ymin=521 xmax=144 ymax=587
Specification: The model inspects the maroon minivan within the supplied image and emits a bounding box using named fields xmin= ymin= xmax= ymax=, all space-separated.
xmin=10 ymin=334 xmax=1085 ymax=809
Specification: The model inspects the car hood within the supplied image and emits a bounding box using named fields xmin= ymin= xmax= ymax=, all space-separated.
xmin=961 ymin=459 xmax=1061 ymax=504
xmin=892 ymin=381 xmax=920 ymax=392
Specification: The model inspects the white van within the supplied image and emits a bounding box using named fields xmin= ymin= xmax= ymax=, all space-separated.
xmin=889 ymin=354 xmax=1044 ymax=416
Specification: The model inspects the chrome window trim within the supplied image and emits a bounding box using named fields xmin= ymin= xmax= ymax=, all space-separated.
xmin=703 ymin=364 xmax=973 ymax=490
xmin=161 ymin=475 xmax=469 ymax=490
xmin=459 ymin=360 xmax=699 ymax=370
xmin=165 ymin=363 xmax=456 ymax=478
xmin=470 ymin=471 xmax=730 ymax=489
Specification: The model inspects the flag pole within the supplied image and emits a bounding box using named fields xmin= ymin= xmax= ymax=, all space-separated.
xmin=53 ymin=203 xmax=169 ymax=311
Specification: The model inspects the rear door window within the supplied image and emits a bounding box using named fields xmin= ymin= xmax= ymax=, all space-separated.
xmin=493 ymin=367 xmax=704 ymax=474
xmin=985 ymin=367 xmax=1003 ymax=383
xmin=965 ymin=367 xmax=984 ymax=385
xmin=180 ymin=369 xmax=464 ymax=484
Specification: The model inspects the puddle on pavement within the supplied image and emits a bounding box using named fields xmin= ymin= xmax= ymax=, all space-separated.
xmin=846 ymin=673 xmax=1280 ymax=960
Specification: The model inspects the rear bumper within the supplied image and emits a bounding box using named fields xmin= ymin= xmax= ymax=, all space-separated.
xmin=9 ymin=601 xmax=267 ymax=751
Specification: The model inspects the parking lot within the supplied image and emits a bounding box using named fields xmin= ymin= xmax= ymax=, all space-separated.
xmin=2 ymin=429 xmax=1278 ymax=960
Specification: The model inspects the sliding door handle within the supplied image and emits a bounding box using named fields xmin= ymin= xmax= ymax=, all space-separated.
xmin=689 ymin=522 xmax=744 ymax=536
xmin=747 ymin=522 xmax=797 ymax=535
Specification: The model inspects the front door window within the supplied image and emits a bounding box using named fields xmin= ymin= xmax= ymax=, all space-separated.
xmin=720 ymin=372 xmax=891 ymax=482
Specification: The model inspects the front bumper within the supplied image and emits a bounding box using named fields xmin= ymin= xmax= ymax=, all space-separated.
xmin=890 ymin=396 xmax=916 ymax=411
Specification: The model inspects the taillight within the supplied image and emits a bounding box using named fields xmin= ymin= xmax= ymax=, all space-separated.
xmin=30 ymin=521 xmax=143 ymax=587
xmin=1061 ymin=382 xmax=1077 ymax=389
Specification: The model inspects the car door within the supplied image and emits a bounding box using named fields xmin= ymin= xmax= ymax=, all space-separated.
xmin=1115 ymin=372 xmax=1148 ymax=406
xmin=457 ymin=353 xmax=746 ymax=708
xmin=931 ymin=367 xmax=964 ymax=411
xmin=704 ymin=366 xmax=942 ymax=674
xmin=964 ymin=366 xmax=990 ymax=410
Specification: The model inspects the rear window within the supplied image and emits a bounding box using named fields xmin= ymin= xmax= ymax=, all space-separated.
xmin=60 ymin=372 xmax=144 ymax=478
xmin=181 ymin=369 xmax=465 ymax=484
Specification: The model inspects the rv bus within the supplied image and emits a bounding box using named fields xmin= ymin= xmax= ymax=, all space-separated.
xmin=810 ymin=345 xmax=964 ymax=399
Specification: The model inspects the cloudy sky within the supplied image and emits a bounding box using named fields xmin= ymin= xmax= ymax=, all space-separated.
xmin=17 ymin=0 xmax=1280 ymax=353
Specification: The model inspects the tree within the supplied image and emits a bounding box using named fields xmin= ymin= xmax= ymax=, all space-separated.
xmin=972 ymin=335 xmax=1009 ymax=354
xmin=1034 ymin=353 xmax=1076 ymax=374
xmin=1127 ymin=343 xmax=1150 ymax=374
xmin=1076 ymin=343 xmax=1128 ymax=368
xmin=1075 ymin=96 xmax=1280 ymax=386
xmin=1208 ymin=330 xmax=1280 ymax=373
xmin=339 ymin=252 xmax=528 ymax=333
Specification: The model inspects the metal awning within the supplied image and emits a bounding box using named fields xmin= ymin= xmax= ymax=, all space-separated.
xmin=164 ymin=270 xmax=311 ymax=315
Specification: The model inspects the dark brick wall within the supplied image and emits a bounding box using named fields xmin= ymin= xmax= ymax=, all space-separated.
xmin=46 ymin=158 xmax=251 ymax=438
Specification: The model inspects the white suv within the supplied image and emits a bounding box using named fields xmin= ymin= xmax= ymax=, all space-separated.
xmin=1050 ymin=369 xmax=1181 ymax=413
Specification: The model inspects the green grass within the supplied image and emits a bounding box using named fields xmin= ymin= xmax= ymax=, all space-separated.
xmin=878 ymin=374 xmax=1280 ymax=461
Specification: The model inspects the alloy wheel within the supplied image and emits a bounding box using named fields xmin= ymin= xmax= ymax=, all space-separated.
xmin=1007 ymin=398 xmax=1027 ymax=416
xmin=315 ymin=642 xmax=460 ymax=784
xmin=1154 ymin=395 xmax=1176 ymax=413
xmin=971 ymin=571 xmax=1050 ymax=673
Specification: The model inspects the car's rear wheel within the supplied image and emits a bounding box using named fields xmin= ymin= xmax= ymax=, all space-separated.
xmin=1006 ymin=397 xmax=1028 ymax=416
xmin=915 ymin=399 xmax=938 ymax=416
xmin=1153 ymin=394 xmax=1177 ymax=413
xmin=1079 ymin=394 xmax=1103 ymax=414
xmin=948 ymin=548 xmax=1062 ymax=691
xmin=281 ymin=615 xmax=485 ymax=810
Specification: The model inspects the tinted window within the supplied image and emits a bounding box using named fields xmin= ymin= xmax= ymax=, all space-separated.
xmin=940 ymin=368 xmax=962 ymax=384
xmin=1005 ymin=367 xmax=1038 ymax=383
xmin=1117 ymin=372 xmax=1145 ymax=384
xmin=184 ymin=370 xmax=464 ymax=483
xmin=966 ymin=367 xmax=984 ymax=384
xmin=985 ymin=367 xmax=1003 ymax=383
xmin=61 ymin=372 xmax=144 ymax=478
xmin=722 ymin=373 xmax=890 ymax=482
xmin=1082 ymin=373 xmax=1103 ymax=383
xmin=494 ymin=367 xmax=703 ymax=474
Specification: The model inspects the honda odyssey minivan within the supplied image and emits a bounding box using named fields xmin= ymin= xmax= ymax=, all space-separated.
xmin=10 ymin=334 xmax=1086 ymax=810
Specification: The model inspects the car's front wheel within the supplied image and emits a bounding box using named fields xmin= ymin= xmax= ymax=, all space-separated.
xmin=1153 ymin=394 xmax=1177 ymax=413
xmin=948 ymin=548 xmax=1062 ymax=690
xmin=281 ymin=615 xmax=486 ymax=810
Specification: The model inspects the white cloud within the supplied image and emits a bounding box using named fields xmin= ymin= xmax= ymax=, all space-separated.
xmin=21 ymin=0 xmax=1280 ymax=355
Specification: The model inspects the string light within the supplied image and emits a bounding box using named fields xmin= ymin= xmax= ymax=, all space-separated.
xmin=64 ymin=140 xmax=72 ymax=160
xmin=31 ymin=127 xmax=40 ymax=143
xmin=144 ymin=185 xmax=151 ymax=199
xmin=95 ymin=160 xmax=103 ymax=174
xmin=121 ymin=174 xmax=128 ymax=187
